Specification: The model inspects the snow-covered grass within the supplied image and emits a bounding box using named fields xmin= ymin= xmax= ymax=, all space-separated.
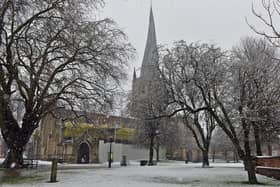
xmin=0 ymin=161 xmax=279 ymax=187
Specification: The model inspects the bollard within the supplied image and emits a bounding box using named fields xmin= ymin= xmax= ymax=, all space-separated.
xmin=108 ymin=138 xmax=113 ymax=168
xmin=121 ymin=155 xmax=127 ymax=166
xmin=50 ymin=159 xmax=58 ymax=183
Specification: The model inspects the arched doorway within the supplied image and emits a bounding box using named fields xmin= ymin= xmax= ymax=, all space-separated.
xmin=77 ymin=142 xmax=90 ymax=164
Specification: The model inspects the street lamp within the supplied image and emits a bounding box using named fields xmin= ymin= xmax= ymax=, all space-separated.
xmin=108 ymin=136 xmax=113 ymax=168
xmin=114 ymin=123 xmax=119 ymax=142
xmin=155 ymin=130 xmax=160 ymax=163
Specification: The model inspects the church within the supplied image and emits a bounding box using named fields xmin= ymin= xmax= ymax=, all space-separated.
xmin=130 ymin=7 xmax=201 ymax=162
xmin=132 ymin=6 xmax=161 ymax=91
xmin=131 ymin=7 xmax=167 ymax=117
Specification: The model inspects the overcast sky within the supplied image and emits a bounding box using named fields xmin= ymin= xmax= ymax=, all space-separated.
xmin=98 ymin=0 xmax=264 ymax=88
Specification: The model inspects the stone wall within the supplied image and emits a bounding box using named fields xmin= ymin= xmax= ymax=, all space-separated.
xmin=38 ymin=113 xmax=136 ymax=163
xmin=39 ymin=114 xmax=63 ymax=160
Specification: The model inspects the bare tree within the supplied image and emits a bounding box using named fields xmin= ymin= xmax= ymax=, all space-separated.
xmin=160 ymin=41 xmax=217 ymax=167
xmin=155 ymin=118 xmax=183 ymax=161
xmin=0 ymin=0 xmax=133 ymax=168
xmin=134 ymin=117 xmax=181 ymax=162
xmin=249 ymin=0 xmax=280 ymax=47
xmin=211 ymin=127 xmax=237 ymax=162
xmin=160 ymin=39 xmax=280 ymax=184
xmin=186 ymin=111 xmax=216 ymax=167
xmin=232 ymin=37 xmax=280 ymax=157
xmin=133 ymin=119 xmax=159 ymax=164
xmin=129 ymin=75 xmax=168 ymax=165
xmin=249 ymin=0 xmax=280 ymax=155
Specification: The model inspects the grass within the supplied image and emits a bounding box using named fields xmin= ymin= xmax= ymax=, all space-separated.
xmin=0 ymin=169 xmax=47 ymax=185
xmin=0 ymin=175 xmax=46 ymax=184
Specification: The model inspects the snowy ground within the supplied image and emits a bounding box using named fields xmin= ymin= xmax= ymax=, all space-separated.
xmin=0 ymin=161 xmax=279 ymax=187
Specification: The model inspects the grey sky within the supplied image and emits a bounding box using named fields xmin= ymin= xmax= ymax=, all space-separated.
xmin=99 ymin=0 xmax=264 ymax=88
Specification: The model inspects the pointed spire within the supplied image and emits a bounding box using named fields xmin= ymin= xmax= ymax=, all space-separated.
xmin=140 ymin=5 xmax=158 ymax=78
xmin=132 ymin=67 xmax=137 ymax=91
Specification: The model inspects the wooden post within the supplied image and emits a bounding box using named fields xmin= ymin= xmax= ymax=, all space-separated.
xmin=50 ymin=159 xmax=58 ymax=183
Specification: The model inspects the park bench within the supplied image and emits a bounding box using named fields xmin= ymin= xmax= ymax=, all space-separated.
xmin=140 ymin=160 xmax=148 ymax=166
xmin=139 ymin=160 xmax=157 ymax=166
xmin=255 ymin=156 xmax=280 ymax=180
xmin=22 ymin=158 xmax=38 ymax=169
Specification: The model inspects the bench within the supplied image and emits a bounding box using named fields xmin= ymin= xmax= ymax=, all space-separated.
xmin=139 ymin=160 xmax=157 ymax=166
xmin=255 ymin=156 xmax=280 ymax=180
xmin=140 ymin=160 xmax=148 ymax=166
xmin=23 ymin=159 xmax=38 ymax=169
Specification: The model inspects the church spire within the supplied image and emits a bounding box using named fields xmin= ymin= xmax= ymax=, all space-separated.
xmin=132 ymin=67 xmax=137 ymax=91
xmin=140 ymin=6 xmax=158 ymax=78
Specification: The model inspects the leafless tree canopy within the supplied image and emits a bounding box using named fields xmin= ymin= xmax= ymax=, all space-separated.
xmin=0 ymin=0 xmax=134 ymax=168
xmin=160 ymin=41 xmax=223 ymax=167
xmin=249 ymin=0 xmax=280 ymax=46
xmin=159 ymin=37 xmax=280 ymax=183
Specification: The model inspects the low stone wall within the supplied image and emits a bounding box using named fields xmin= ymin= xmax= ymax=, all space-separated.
xmin=256 ymin=156 xmax=280 ymax=180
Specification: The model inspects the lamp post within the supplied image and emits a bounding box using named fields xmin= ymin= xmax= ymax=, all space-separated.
xmin=114 ymin=123 xmax=118 ymax=142
xmin=155 ymin=130 xmax=160 ymax=163
xmin=108 ymin=136 xmax=113 ymax=168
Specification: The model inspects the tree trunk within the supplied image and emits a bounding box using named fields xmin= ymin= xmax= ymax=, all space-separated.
xmin=202 ymin=150 xmax=209 ymax=167
xmin=156 ymin=143 xmax=160 ymax=162
xmin=2 ymin=147 xmax=24 ymax=168
xmin=234 ymin=150 xmax=239 ymax=163
xmin=242 ymin=121 xmax=258 ymax=184
xmin=244 ymin=157 xmax=258 ymax=184
xmin=2 ymin=141 xmax=8 ymax=157
xmin=0 ymin=104 xmax=33 ymax=168
xmin=1 ymin=121 xmax=33 ymax=168
xmin=253 ymin=124 xmax=262 ymax=156
xmin=148 ymin=134 xmax=154 ymax=166
xmin=267 ymin=143 xmax=272 ymax=156
xmin=212 ymin=147 xmax=215 ymax=163
xmin=224 ymin=150 xmax=228 ymax=162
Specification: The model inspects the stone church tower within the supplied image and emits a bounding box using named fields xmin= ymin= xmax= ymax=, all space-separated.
xmin=131 ymin=7 xmax=167 ymax=118
xmin=130 ymin=7 xmax=203 ymax=163
xmin=130 ymin=7 xmax=168 ymax=164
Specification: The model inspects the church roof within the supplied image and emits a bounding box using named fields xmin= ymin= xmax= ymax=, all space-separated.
xmin=140 ymin=7 xmax=158 ymax=78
